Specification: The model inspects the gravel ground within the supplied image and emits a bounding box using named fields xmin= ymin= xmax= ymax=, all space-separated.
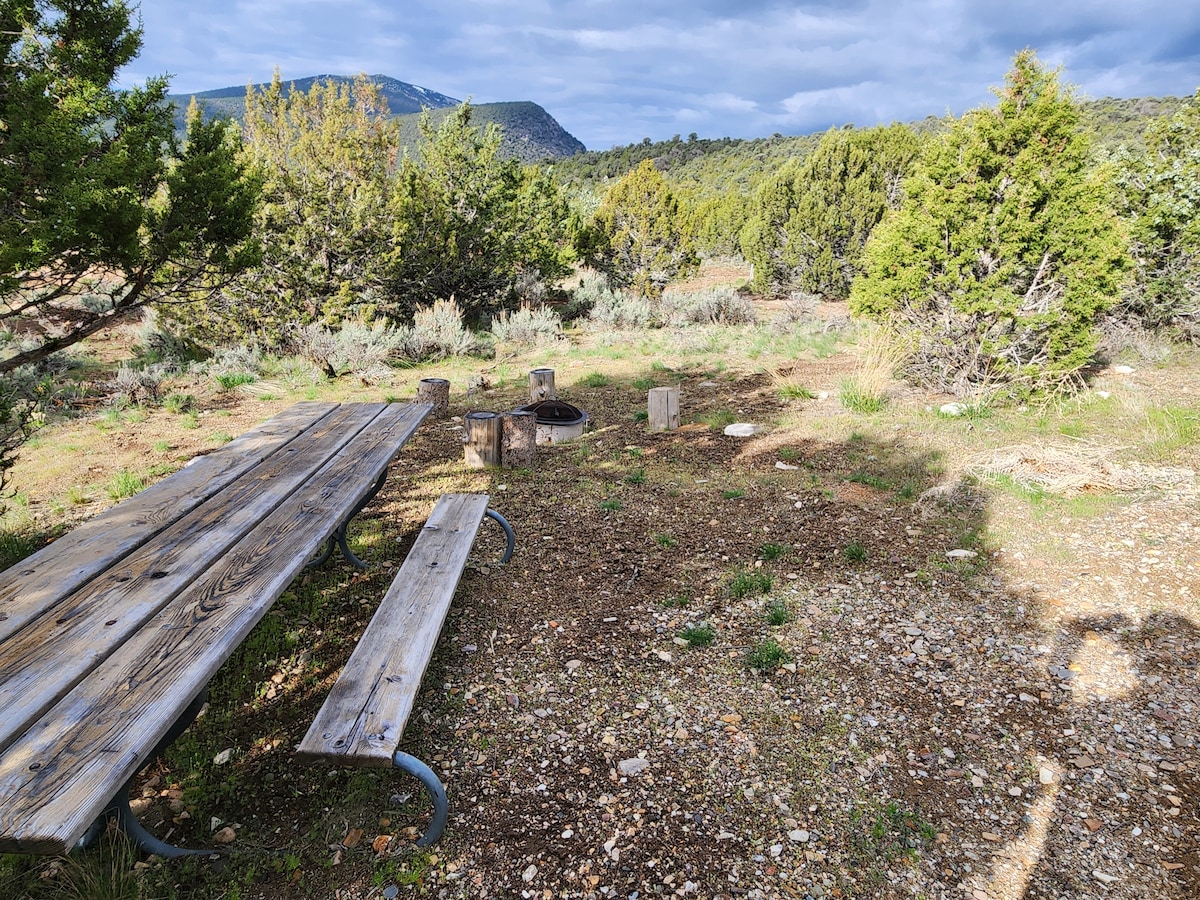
xmin=9 ymin=357 xmax=1195 ymax=900
xmin=311 ymin=372 xmax=1198 ymax=900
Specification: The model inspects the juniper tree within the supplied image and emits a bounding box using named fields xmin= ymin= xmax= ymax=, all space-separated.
xmin=850 ymin=51 xmax=1130 ymax=397
xmin=0 ymin=0 xmax=261 ymax=372
xmin=1108 ymin=88 xmax=1200 ymax=340
xmin=586 ymin=160 xmax=698 ymax=299
xmin=741 ymin=124 xmax=920 ymax=298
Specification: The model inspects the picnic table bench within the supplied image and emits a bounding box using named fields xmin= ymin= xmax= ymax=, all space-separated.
xmin=0 ymin=400 xmax=504 ymax=857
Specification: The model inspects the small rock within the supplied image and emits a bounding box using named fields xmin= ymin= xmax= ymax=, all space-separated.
xmin=213 ymin=748 xmax=234 ymax=766
xmin=940 ymin=402 xmax=966 ymax=416
xmin=788 ymin=829 xmax=810 ymax=842
xmin=1092 ymin=870 xmax=1118 ymax=884
xmin=775 ymin=461 xmax=799 ymax=470
xmin=1039 ymin=766 xmax=1056 ymax=784
xmin=522 ymin=864 xmax=538 ymax=883
xmin=1111 ymin=365 xmax=1134 ymax=375
xmin=946 ymin=549 xmax=978 ymax=559
xmin=213 ymin=826 xmax=237 ymax=845
xmin=723 ymin=423 xmax=765 ymax=437
xmin=618 ymin=757 xmax=650 ymax=776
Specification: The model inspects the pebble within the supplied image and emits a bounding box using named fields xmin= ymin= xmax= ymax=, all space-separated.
xmin=788 ymin=829 xmax=809 ymax=842
xmin=617 ymin=757 xmax=650 ymax=776
xmin=522 ymin=864 xmax=537 ymax=883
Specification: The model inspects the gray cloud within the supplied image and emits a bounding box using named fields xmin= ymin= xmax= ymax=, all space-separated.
xmin=121 ymin=0 xmax=1200 ymax=150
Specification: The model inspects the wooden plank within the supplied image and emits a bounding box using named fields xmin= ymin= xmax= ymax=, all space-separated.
xmin=297 ymin=493 xmax=490 ymax=767
xmin=0 ymin=403 xmax=388 ymax=757
xmin=0 ymin=401 xmax=338 ymax=644
xmin=0 ymin=403 xmax=431 ymax=854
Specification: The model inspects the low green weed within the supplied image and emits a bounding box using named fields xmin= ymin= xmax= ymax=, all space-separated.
xmin=747 ymin=637 xmax=790 ymax=670
xmin=679 ymin=622 xmax=716 ymax=648
xmin=726 ymin=568 xmax=772 ymax=599
xmin=106 ymin=471 xmax=144 ymax=500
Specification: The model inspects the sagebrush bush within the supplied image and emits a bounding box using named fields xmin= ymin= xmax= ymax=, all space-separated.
xmin=660 ymin=286 xmax=756 ymax=327
xmin=111 ymin=364 xmax=167 ymax=404
xmin=585 ymin=290 xmax=660 ymax=331
xmin=564 ymin=271 xmax=620 ymax=322
xmin=491 ymin=304 xmax=564 ymax=346
xmin=292 ymin=320 xmax=406 ymax=380
xmin=405 ymin=298 xmax=483 ymax=360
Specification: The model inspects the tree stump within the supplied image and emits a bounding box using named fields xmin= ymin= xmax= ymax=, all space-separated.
xmin=529 ymin=368 xmax=556 ymax=402
xmin=417 ymin=377 xmax=451 ymax=418
xmin=648 ymin=386 xmax=680 ymax=431
xmin=501 ymin=410 xmax=537 ymax=469
xmin=463 ymin=411 xmax=501 ymax=468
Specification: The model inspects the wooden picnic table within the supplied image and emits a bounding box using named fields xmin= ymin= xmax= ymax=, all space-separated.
xmin=0 ymin=400 xmax=431 ymax=857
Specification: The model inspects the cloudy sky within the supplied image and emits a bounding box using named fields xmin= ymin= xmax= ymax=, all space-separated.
xmin=118 ymin=0 xmax=1200 ymax=151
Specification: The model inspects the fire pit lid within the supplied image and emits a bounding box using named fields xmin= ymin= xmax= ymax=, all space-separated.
xmin=519 ymin=399 xmax=587 ymax=426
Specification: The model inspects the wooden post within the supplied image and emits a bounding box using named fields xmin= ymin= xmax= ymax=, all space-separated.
xmin=501 ymin=410 xmax=537 ymax=469
xmin=529 ymin=368 xmax=556 ymax=402
xmin=417 ymin=377 xmax=450 ymax=418
xmin=648 ymin=386 xmax=680 ymax=431
xmin=463 ymin=411 xmax=501 ymax=468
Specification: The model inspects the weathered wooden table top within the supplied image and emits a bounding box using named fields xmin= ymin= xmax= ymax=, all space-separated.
xmin=0 ymin=400 xmax=430 ymax=854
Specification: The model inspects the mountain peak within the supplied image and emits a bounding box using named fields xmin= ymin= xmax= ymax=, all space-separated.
xmin=168 ymin=74 xmax=585 ymax=158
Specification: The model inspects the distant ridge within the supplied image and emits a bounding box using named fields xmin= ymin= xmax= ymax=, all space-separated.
xmin=167 ymin=74 xmax=586 ymax=160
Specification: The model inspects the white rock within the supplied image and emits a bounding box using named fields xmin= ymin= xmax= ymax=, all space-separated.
xmin=617 ymin=757 xmax=650 ymax=776
xmin=724 ymin=423 xmax=765 ymax=437
xmin=1112 ymin=365 xmax=1134 ymax=375
xmin=788 ymin=829 xmax=810 ymax=842
xmin=946 ymin=549 xmax=978 ymax=559
xmin=1039 ymin=766 xmax=1056 ymax=784
xmin=1096 ymin=390 xmax=1111 ymax=399
xmin=1092 ymin=870 xmax=1118 ymax=884
xmin=213 ymin=748 xmax=234 ymax=766
xmin=940 ymin=402 xmax=966 ymax=416
xmin=522 ymin=864 xmax=538 ymax=883
xmin=775 ymin=461 xmax=799 ymax=470
xmin=699 ymin=381 xmax=720 ymax=388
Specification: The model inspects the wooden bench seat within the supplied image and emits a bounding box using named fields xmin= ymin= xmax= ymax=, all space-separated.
xmin=296 ymin=493 xmax=513 ymax=846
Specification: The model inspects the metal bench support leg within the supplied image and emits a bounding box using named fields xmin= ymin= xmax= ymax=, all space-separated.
xmin=79 ymin=690 xmax=217 ymax=858
xmin=485 ymin=508 xmax=515 ymax=564
xmin=392 ymin=751 xmax=448 ymax=847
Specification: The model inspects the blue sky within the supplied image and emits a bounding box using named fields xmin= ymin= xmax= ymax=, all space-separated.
xmin=118 ymin=0 xmax=1200 ymax=151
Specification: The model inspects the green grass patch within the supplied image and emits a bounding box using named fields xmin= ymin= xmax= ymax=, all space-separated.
xmin=699 ymin=408 xmax=737 ymax=430
xmin=678 ymin=621 xmax=716 ymax=648
xmin=747 ymin=637 xmax=790 ymax=670
xmin=722 ymin=488 xmax=745 ymax=500
xmin=162 ymin=392 xmax=195 ymax=414
xmin=599 ymin=498 xmax=622 ymax=512
xmin=579 ymin=371 xmax=610 ymax=388
xmin=758 ymin=542 xmax=788 ymax=561
xmin=842 ymin=540 xmax=868 ymax=563
xmin=726 ymin=567 xmax=772 ymax=599
xmin=839 ymin=379 xmax=888 ymax=413
xmin=765 ymin=597 xmax=793 ymax=626
xmin=653 ymin=532 xmax=676 ymax=548
xmin=625 ymin=468 xmax=646 ymax=484
xmin=105 ymin=470 xmax=144 ymax=501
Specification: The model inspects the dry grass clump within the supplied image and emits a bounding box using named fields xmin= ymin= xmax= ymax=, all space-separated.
xmin=965 ymin=442 xmax=1196 ymax=496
